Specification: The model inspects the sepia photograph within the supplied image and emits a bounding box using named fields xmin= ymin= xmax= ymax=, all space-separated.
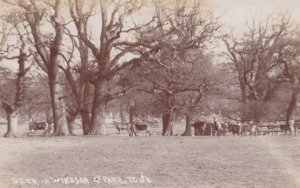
xmin=0 ymin=0 xmax=299 ymax=187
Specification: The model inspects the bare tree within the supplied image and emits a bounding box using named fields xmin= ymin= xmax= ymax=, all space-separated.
xmin=223 ymin=14 xmax=296 ymax=123
xmin=279 ymin=34 xmax=300 ymax=135
xmin=180 ymin=65 xmax=221 ymax=136
xmin=69 ymin=0 xmax=157 ymax=135
xmin=5 ymin=0 xmax=70 ymax=136
xmin=0 ymin=17 xmax=31 ymax=137
xmin=129 ymin=1 xmax=220 ymax=136
xmin=58 ymin=25 xmax=92 ymax=135
xmin=70 ymin=28 xmax=92 ymax=135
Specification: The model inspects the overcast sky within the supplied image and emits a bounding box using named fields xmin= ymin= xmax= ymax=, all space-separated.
xmin=1 ymin=0 xmax=300 ymax=70
xmin=210 ymin=0 xmax=300 ymax=25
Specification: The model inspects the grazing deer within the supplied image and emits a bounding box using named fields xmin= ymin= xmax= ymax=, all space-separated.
xmin=130 ymin=123 xmax=151 ymax=136
xmin=28 ymin=118 xmax=50 ymax=135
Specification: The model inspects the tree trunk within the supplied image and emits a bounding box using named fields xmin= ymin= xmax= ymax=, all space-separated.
xmin=2 ymin=103 xmax=18 ymax=137
xmin=81 ymin=82 xmax=91 ymax=135
xmin=162 ymin=112 xmax=173 ymax=136
xmin=49 ymin=14 xmax=69 ymax=136
xmin=80 ymin=109 xmax=91 ymax=135
xmin=67 ymin=113 xmax=77 ymax=136
xmin=181 ymin=114 xmax=192 ymax=136
xmin=88 ymin=81 xmax=107 ymax=135
xmin=60 ymin=23 xmax=91 ymax=135
xmin=239 ymin=81 xmax=249 ymax=122
xmin=2 ymin=50 xmax=28 ymax=137
xmin=89 ymin=104 xmax=106 ymax=135
xmin=48 ymin=75 xmax=69 ymax=136
xmin=241 ymin=100 xmax=248 ymax=122
xmin=286 ymin=80 xmax=299 ymax=135
xmin=129 ymin=102 xmax=135 ymax=136
xmin=24 ymin=0 xmax=68 ymax=136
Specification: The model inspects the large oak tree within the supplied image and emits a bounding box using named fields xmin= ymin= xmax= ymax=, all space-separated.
xmin=129 ymin=0 xmax=220 ymax=136
xmin=223 ymin=15 xmax=297 ymax=123
xmin=8 ymin=0 xmax=70 ymax=136
xmin=69 ymin=0 xmax=157 ymax=135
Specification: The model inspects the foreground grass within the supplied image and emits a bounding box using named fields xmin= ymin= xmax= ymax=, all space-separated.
xmin=0 ymin=136 xmax=299 ymax=188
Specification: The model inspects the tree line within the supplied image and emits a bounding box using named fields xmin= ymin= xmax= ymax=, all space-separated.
xmin=0 ymin=0 xmax=299 ymax=137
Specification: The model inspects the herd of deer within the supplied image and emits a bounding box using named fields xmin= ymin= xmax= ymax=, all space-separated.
xmin=27 ymin=117 xmax=297 ymax=136
xmin=27 ymin=118 xmax=151 ymax=136
xmin=192 ymin=118 xmax=300 ymax=137
xmin=191 ymin=119 xmax=259 ymax=137
xmin=112 ymin=121 xmax=151 ymax=136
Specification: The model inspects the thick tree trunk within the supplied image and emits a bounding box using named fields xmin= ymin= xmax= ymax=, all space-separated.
xmin=89 ymin=104 xmax=106 ymax=135
xmin=286 ymin=82 xmax=299 ymax=135
xmin=162 ymin=112 xmax=173 ymax=136
xmin=88 ymin=82 xmax=107 ymax=135
xmin=181 ymin=94 xmax=202 ymax=136
xmin=2 ymin=103 xmax=18 ymax=137
xmin=2 ymin=50 xmax=28 ymax=137
xmin=25 ymin=0 xmax=68 ymax=136
xmin=81 ymin=83 xmax=91 ymax=135
xmin=48 ymin=75 xmax=69 ymax=136
xmin=182 ymin=114 xmax=192 ymax=136
xmin=49 ymin=12 xmax=68 ymax=136
xmin=80 ymin=109 xmax=91 ymax=135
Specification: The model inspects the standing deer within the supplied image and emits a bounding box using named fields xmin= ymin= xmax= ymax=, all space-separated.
xmin=213 ymin=117 xmax=227 ymax=136
xmin=28 ymin=118 xmax=50 ymax=135
xmin=130 ymin=123 xmax=151 ymax=136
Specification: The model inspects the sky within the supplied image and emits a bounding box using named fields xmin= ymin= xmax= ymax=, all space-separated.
xmin=1 ymin=0 xmax=300 ymax=70
xmin=209 ymin=0 xmax=300 ymax=25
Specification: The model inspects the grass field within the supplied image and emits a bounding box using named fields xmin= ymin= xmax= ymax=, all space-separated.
xmin=0 ymin=134 xmax=300 ymax=188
